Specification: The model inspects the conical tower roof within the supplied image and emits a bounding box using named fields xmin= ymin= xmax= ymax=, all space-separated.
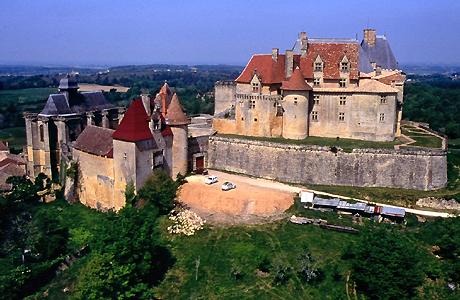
xmin=166 ymin=93 xmax=190 ymax=126
xmin=112 ymin=99 xmax=153 ymax=142
xmin=281 ymin=67 xmax=312 ymax=91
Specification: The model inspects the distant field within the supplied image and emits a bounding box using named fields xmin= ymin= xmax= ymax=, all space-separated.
xmin=0 ymin=126 xmax=26 ymax=151
xmin=79 ymin=83 xmax=129 ymax=93
xmin=0 ymin=87 xmax=56 ymax=112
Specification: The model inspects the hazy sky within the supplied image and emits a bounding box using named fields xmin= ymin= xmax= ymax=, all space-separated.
xmin=1 ymin=0 xmax=459 ymax=66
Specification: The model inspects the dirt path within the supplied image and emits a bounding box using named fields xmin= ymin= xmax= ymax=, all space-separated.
xmin=178 ymin=173 xmax=295 ymax=224
xmin=187 ymin=170 xmax=455 ymax=219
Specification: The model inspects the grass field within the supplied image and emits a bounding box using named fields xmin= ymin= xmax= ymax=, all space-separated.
xmin=155 ymin=220 xmax=355 ymax=299
xmin=0 ymin=87 xmax=56 ymax=112
xmin=401 ymin=125 xmax=443 ymax=148
xmin=218 ymin=134 xmax=402 ymax=152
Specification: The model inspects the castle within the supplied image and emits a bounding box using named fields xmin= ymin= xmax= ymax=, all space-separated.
xmin=24 ymin=77 xmax=209 ymax=210
xmin=213 ymin=29 xmax=406 ymax=142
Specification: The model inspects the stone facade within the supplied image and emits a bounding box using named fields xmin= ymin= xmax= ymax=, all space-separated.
xmin=208 ymin=136 xmax=447 ymax=191
xmin=213 ymin=30 xmax=406 ymax=142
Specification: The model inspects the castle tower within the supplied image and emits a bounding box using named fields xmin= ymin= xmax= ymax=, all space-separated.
xmin=281 ymin=67 xmax=312 ymax=140
xmin=112 ymin=99 xmax=154 ymax=209
xmin=165 ymin=93 xmax=190 ymax=178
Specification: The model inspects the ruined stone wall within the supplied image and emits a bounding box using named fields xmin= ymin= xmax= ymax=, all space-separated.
xmin=208 ymin=136 xmax=447 ymax=191
xmin=73 ymin=149 xmax=115 ymax=210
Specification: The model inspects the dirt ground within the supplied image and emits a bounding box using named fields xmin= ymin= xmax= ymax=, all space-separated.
xmin=178 ymin=171 xmax=295 ymax=224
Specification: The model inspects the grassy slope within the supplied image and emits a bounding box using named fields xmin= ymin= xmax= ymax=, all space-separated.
xmin=155 ymin=220 xmax=355 ymax=300
xmin=0 ymin=127 xmax=26 ymax=151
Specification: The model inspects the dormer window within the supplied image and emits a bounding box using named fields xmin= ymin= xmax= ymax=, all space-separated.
xmin=339 ymin=78 xmax=347 ymax=88
xmin=314 ymin=55 xmax=323 ymax=72
xmin=252 ymin=82 xmax=260 ymax=93
xmin=314 ymin=78 xmax=321 ymax=86
xmin=340 ymin=56 xmax=349 ymax=72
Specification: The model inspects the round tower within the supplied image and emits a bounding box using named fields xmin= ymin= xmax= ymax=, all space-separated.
xmin=281 ymin=67 xmax=312 ymax=140
xmin=165 ymin=93 xmax=190 ymax=178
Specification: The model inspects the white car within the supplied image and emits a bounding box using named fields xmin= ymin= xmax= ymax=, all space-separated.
xmin=221 ymin=181 xmax=236 ymax=191
xmin=204 ymin=175 xmax=218 ymax=185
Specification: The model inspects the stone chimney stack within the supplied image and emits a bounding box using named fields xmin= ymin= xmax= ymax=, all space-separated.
xmin=363 ymin=28 xmax=376 ymax=47
xmin=272 ymin=48 xmax=279 ymax=61
xmin=285 ymin=50 xmax=294 ymax=78
xmin=299 ymin=32 xmax=308 ymax=57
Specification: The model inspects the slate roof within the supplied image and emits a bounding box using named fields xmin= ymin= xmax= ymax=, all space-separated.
xmin=73 ymin=125 xmax=114 ymax=157
xmin=281 ymin=67 xmax=312 ymax=91
xmin=360 ymin=35 xmax=398 ymax=70
xmin=39 ymin=91 xmax=114 ymax=116
xmin=112 ymin=99 xmax=153 ymax=142
xmin=236 ymin=40 xmax=360 ymax=84
xmin=166 ymin=93 xmax=190 ymax=126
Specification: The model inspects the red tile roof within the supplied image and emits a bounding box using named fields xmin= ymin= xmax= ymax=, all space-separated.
xmin=236 ymin=41 xmax=359 ymax=84
xmin=112 ymin=99 xmax=153 ymax=142
xmin=281 ymin=67 xmax=312 ymax=91
xmin=166 ymin=93 xmax=190 ymax=126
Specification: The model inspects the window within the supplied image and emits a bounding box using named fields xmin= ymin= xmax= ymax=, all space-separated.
xmin=39 ymin=124 xmax=44 ymax=142
xmin=379 ymin=113 xmax=385 ymax=122
xmin=339 ymin=78 xmax=347 ymax=88
xmin=314 ymin=78 xmax=320 ymax=86
xmin=341 ymin=62 xmax=349 ymax=72
xmin=380 ymin=95 xmax=387 ymax=104
xmin=254 ymin=118 xmax=258 ymax=122
xmin=250 ymin=100 xmax=256 ymax=109
xmin=241 ymin=117 xmax=244 ymax=121
xmin=339 ymin=96 xmax=347 ymax=105
xmin=313 ymin=95 xmax=320 ymax=105
xmin=252 ymin=82 xmax=260 ymax=93
xmin=294 ymin=100 xmax=298 ymax=105
xmin=338 ymin=112 xmax=345 ymax=122
xmin=311 ymin=111 xmax=318 ymax=121
xmin=314 ymin=62 xmax=323 ymax=72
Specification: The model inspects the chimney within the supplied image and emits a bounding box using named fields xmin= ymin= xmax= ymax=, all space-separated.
xmin=285 ymin=50 xmax=294 ymax=78
xmin=363 ymin=28 xmax=376 ymax=47
xmin=375 ymin=66 xmax=382 ymax=76
xmin=299 ymin=32 xmax=308 ymax=56
xmin=272 ymin=48 xmax=279 ymax=61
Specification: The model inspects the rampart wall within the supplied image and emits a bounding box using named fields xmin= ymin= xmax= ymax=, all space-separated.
xmin=207 ymin=136 xmax=447 ymax=191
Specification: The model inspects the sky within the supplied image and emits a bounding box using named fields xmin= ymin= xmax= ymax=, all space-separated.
xmin=1 ymin=0 xmax=460 ymax=66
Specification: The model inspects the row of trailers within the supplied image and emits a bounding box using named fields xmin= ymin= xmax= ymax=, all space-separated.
xmin=300 ymin=191 xmax=406 ymax=223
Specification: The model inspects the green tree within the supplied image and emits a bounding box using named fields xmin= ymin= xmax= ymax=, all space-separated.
xmin=137 ymin=170 xmax=178 ymax=214
xmin=348 ymin=226 xmax=426 ymax=300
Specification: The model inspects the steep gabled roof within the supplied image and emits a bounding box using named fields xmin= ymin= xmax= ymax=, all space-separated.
xmin=236 ymin=40 xmax=360 ymax=84
xmin=361 ymin=35 xmax=398 ymax=70
xmin=281 ymin=67 xmax=312 ymax=91
xmin=166 ymin=93 xmax=190 ymax=126
xmin=112 ymin=99 xmax=153 ymax=142
xmin=74 ymin=125 xmax=114 ymax=157
xmin=39 ymin=91 xmax=113 ymax=116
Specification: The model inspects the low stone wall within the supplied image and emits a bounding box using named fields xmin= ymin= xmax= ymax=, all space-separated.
xmin=207 ymin=136 xmax=448 ymax=191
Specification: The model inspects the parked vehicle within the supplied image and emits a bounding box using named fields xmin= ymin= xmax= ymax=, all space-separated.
xmin=221 ymin=181 xmax=236 ymax=191
xmin=204 ymin=175 xmax=218 ymax=185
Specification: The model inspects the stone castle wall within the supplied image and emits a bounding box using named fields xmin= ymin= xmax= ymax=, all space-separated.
xmin=207 ymin=136 xmax=447 ymax=191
